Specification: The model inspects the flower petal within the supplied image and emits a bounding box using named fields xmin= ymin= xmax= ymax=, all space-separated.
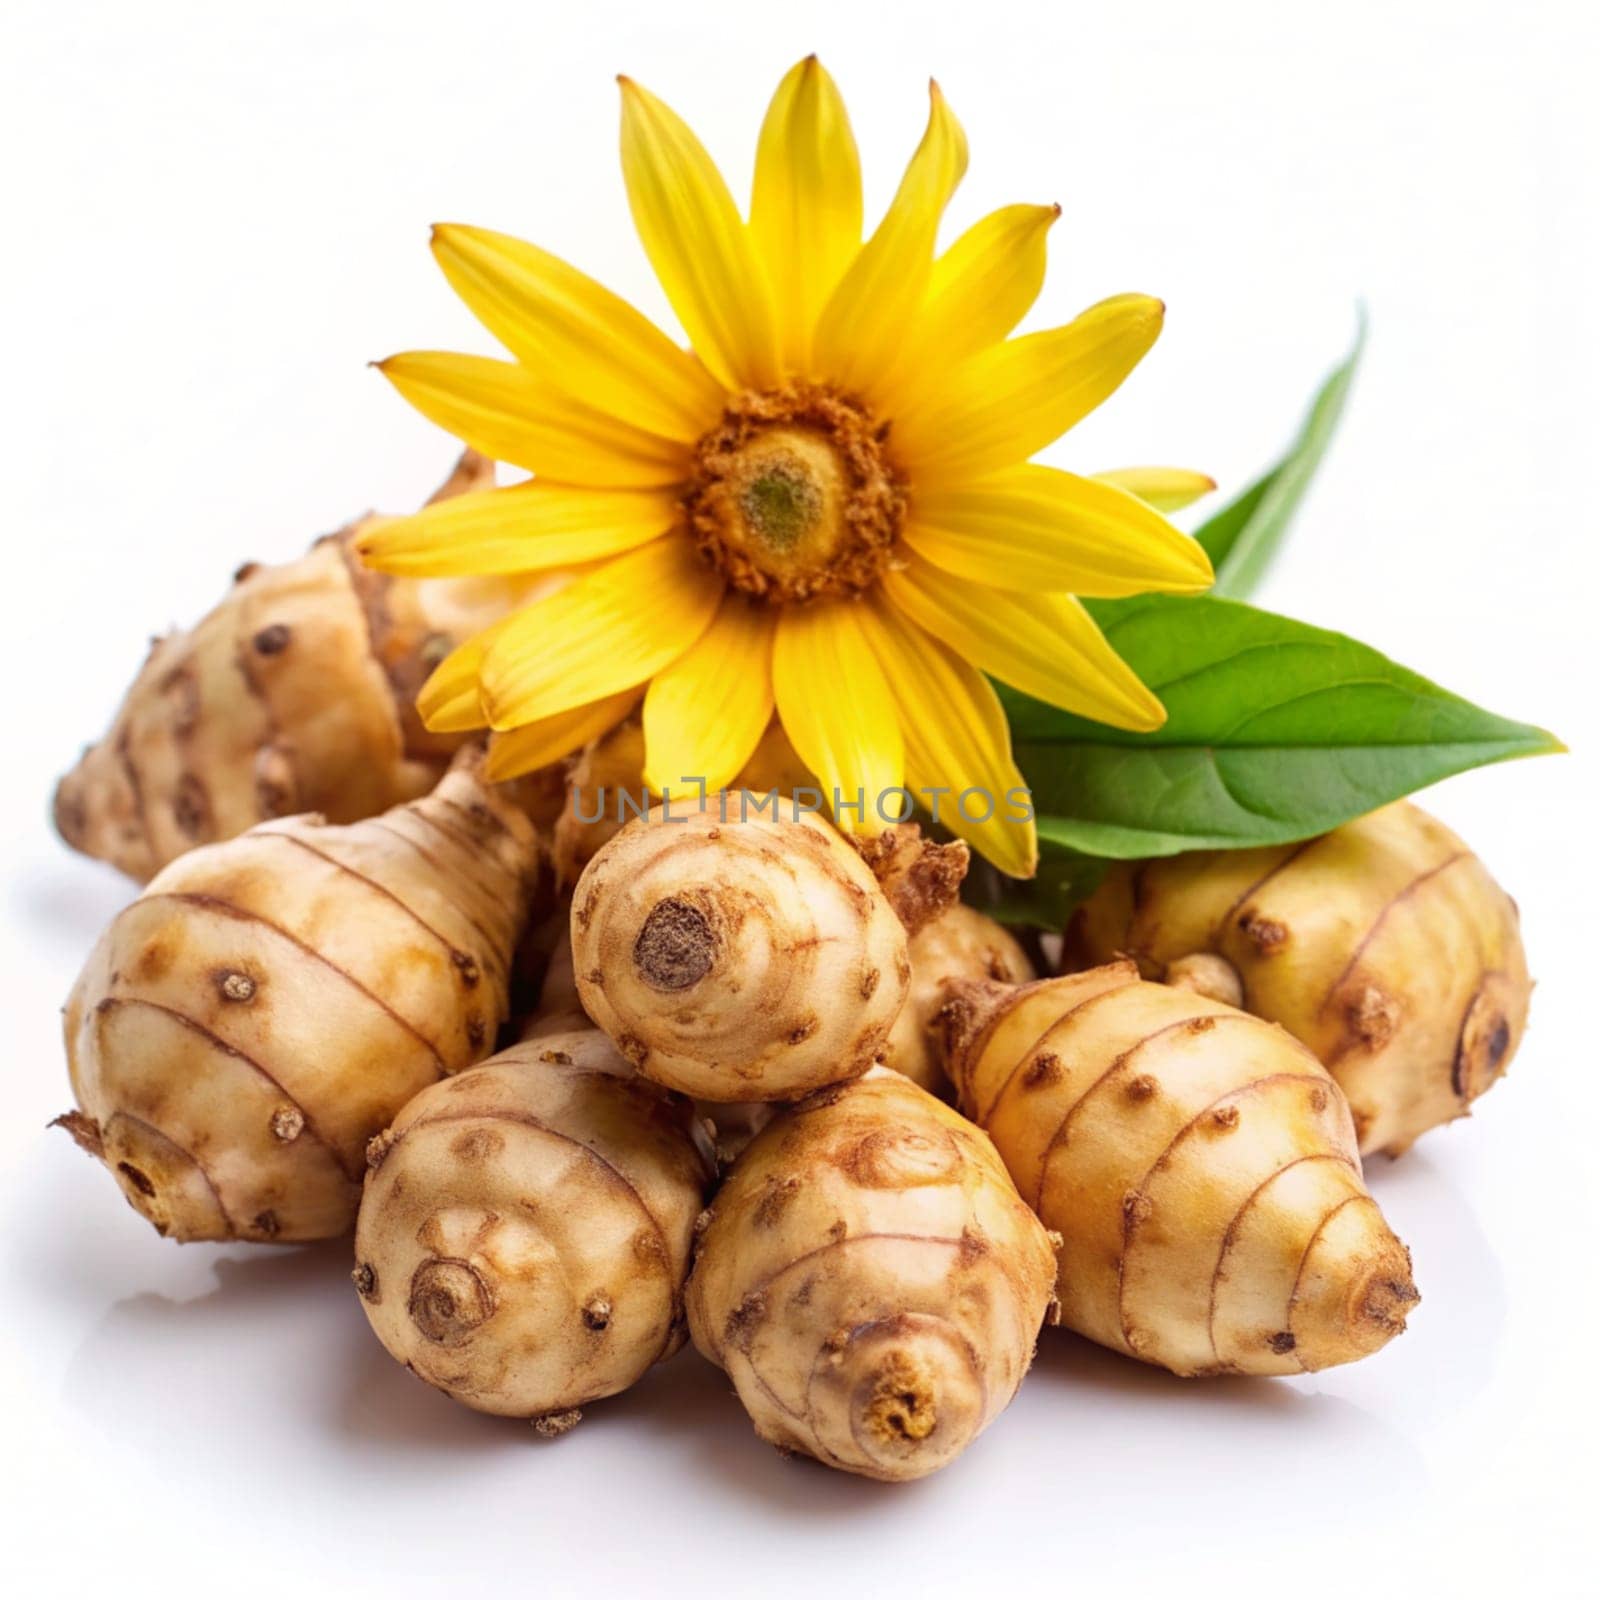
xmin=485 ymin=689 xmax=642 ymax=781
xmin=906 ymin=464 xmax=1213 ymax=597
xmin=430 ymin=224 xmax=724 ymax=441
xmin=1093 ymin=466 xmax=1217 ymax=513
xmin=882 ymin=553 xmax=1166 ymax=731
xmin=750 ymin=56 xmax=862 ymax=374
xmin=891 ymin=294 xmax=1165 ymax=485
xmin=356 ymin=482 xmax=679 ymax=578
xmin=618 ymin=76 xmax=779 ymax=391
xmin=417 ymin=618 xmax=505 ymax=733
xmin=378 ymin=351 xmax=689 ymax=487
xmin=859 ymin=599 xmax=1037 ymax=877
xmin=481 ymin=537 xmax=724 ymax=730
xmin=772 ymin=601 xmax=903 ymax=834
xmin=643 ymin=594 xmax=775 ymax=793
xmin=811 ymin=82 xmax=968 ymax=401
xmin=879 ymin=204 xmax=1058 ymax=409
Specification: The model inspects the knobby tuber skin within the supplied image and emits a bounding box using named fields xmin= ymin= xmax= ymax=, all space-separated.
xmin=883 ymin=905 xmax=1034 ymax=1096
xmin=53 ymin=453 xmax=551 ymax=883
xmin=941 ymin=963 xmax=1419 ymax=1377
xmin=573 ymin=803 xmax=910 ymax=1102
xmin=58 ymin=753 xmax=547 ymax=1243
xmin=687 ymin=1067 xmax=1058 ymax=1482
xmin=355 ymin=1027 xmax=714 ymax=1426
xmin=1063 ymin=802 xmax=1532 ymax=1156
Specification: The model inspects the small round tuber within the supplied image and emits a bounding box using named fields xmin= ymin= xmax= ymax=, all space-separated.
xmin=58 ymin=752 xmax=547 ymax=1242
xmin=572 ymin=803 xmax=910 ymax=1102
xmin=941 ymin=963 xmax=1419 ymax=1377
xmin=687 ymin=1067 xmax=1058 ymax=1481
xmin=355 ymin=1027 xmax=714 ymax=1426
xmin=1064 ymin=801 xmax=1531 ymax=1155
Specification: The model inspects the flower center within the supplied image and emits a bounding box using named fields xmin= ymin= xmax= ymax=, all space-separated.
xmin=685 ymin=383 xmax=907 ymax=603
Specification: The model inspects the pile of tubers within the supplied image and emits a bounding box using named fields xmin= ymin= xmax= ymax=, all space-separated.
xmin=49 ymin=469 xmax=1534 ymax=1483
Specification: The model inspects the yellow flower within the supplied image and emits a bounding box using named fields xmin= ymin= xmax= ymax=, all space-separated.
xmin=360 ymin=58 xmax=1214 ymax=877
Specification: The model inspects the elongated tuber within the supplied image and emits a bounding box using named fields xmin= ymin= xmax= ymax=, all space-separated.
xmin=355 ymin=1027 xmax=714 ymax=1427
xmin=573 ymin=803 xmax=910 ymax=1102
xmin=687 ymin=1067 xmax=1058 ymax=1481
xmin=54 ymin=453 xmax=551 ymax=882
xmin=883 ymin=904 xmax=1034 ymax=1095
xmin=1064 ymin=801 xmax=1531 ymax=1155
xmin=58 ymin=752 xmax=546 ymax=1242
xmin=941 ymin=963 xmax=1418 ymax=1376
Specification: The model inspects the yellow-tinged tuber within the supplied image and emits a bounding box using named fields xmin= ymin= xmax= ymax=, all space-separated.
xmin=355 ymin=1027 xmax=714 ymax=1428
xmin=572 ymin=803 xmax=910 ymax=1102
xmin=883 ymin=904 xmax=1034 ymax=1096
xmin=1064 ymin=801 xmax=1531 ymax=1155
xmin=58 ymin=752 xmax=547 ymax=1243
xmin=941 ymin=962 xmax=1419 ymax=1377
xmin=54 ymin=453 xmax=551 ymax=882
xmin=687 ymin=1067 xmax=1058 ymax=1481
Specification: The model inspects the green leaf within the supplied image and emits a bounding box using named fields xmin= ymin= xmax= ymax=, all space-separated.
xmin=964 ymin=845 xmax=1108 ymax=929
xmin=1195 ymin=313 xmax=1365 ymax=598
xmin=1004 ymin=594 xmax=1562 ymax=860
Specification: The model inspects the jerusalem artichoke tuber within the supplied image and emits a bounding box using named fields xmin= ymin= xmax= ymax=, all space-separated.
xmin=687 ymin=1067 xmax=1058 ymax=1481
xmin=1063 ymin=801 xmax=1531 ymax=1155
xmin=53 ymin=454 xmax=552 ymax=882
xmin=57 ymin=752 xmax=547 ymax=1242
xmin=941 ymin=962 xmax=1419 ymax=1376
xmin=572 ymin=803 xmax=910 ymax=1102
xmin=354 ymin=1027 xmax=714 ymax=1428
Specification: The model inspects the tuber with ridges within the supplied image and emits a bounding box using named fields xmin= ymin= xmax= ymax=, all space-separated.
xmin=941 ymin=962 xmax=1419 ymax=1376
xmin=572 ymin=803 xmax=912 ymax=1102
xmin=53 ymin=453 xmax=552 ymax=882
xmin=687 ymin=1067 xmax=1058 ymax=1481
xmin=354 ymin=1026 xmax=714 ymax=1427
xmin=1064 ymin=801 xmax=1531 ymax=1155
xmin=58 ymin=751 xmax=547 ymax=1242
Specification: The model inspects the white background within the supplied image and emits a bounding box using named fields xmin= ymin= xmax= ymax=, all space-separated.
xmin=2 ymin=2 xmax=1595 ymax=1594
